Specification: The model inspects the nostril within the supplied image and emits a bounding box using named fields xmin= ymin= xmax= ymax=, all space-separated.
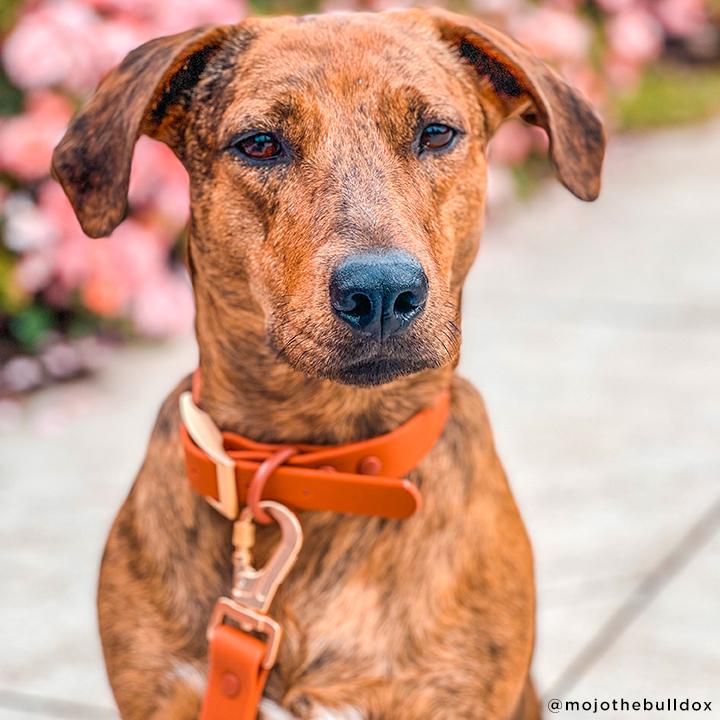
xmin=345 ymin=293 xmax=373 ymax=319
xmin=393 ymin=291 xmax=421 ymax=316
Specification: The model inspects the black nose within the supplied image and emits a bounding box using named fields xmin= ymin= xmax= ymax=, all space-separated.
xmin=329 ymin=250 xmax=428 ymax=340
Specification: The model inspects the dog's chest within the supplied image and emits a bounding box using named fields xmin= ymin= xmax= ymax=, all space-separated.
xmin=257 ymin=507 xmax=470 ymax=716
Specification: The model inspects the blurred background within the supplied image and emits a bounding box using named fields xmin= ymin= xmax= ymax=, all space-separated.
xmin=1 ymin=0 xmax=719 ymax=718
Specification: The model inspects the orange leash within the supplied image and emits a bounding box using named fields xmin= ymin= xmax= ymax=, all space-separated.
xmin=201 ymin=625 xmax=268 ymax=720
xmin=180 ymin=372 xmax=450 ymax=719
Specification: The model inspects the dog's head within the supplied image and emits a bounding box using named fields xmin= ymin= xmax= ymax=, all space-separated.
xmin=53 ymin=9 xmax=604 ymax=387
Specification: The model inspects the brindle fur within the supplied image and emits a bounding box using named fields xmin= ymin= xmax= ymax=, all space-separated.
xmin=53 ymin=9 xmax=604 ymax=719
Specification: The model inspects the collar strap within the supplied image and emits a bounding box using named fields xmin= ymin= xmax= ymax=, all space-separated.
xmin=180 ymin=377 xmax=450 ymax=520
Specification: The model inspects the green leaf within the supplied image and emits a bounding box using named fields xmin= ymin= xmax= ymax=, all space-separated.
xmin=614 ymin=64 xmax=720 ymax=131
xmin=0 ymin=0 xmax=22 ymax=33
xmin=0 ymin=247 xmax=30 ymax=313
xmin=0 ymin=0 xmax=24 ymax=117
xmin=249 ymin=0 xmax=320 ymax=15
xmin=8 ymin=305 xmax=54 ymax=351
xmin=0 ymin=64 xmax=23 ymax=117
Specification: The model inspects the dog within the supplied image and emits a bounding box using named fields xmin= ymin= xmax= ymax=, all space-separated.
xmin=52 ymin=8 xmax=604 ymax=719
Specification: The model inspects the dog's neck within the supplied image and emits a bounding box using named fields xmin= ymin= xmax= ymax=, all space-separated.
xmin=192 ymin=286 xmax=453 ymax=446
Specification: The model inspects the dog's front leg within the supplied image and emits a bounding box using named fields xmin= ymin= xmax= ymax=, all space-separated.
xmin=98 ymin=503 xmax=214 ymax=720
xmin=97 ymin=386 xmax=231 ymax=720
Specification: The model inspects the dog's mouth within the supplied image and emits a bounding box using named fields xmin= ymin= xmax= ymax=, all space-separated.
xmin=271 ymin=328 xmax=448 ymax=387
xmin=332 ymin=352 xmax=439 ymax=386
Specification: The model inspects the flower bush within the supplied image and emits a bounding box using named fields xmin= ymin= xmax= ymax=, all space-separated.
xmin=0 ymin=0 xmax=717 ymax=394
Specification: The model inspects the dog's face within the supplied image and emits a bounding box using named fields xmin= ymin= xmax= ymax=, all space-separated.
xmin=53 ymin=10 xmax=604 ymax=387
xmin=192 ymin=14 xmax=490 ymax=386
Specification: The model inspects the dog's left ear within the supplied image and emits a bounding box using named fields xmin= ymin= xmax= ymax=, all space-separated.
xmin=417 ymin=8 xmax=605 ymax=201
xmin=52 ymin=25 xmax=239 ymax=238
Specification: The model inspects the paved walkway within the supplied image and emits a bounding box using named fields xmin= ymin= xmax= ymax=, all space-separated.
xmin=2 ymin=118 xmax=719 ymax=718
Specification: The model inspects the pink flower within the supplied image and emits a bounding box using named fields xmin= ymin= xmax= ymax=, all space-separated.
xmin=88 ymin=0 xmax=247 ymax=34
xmin=605 ymin=55 xmax=643 ymax=89
xmin=2 ymin=193 xmax=58 ymax=252
xmin=529 ymin=125 xmax=550 ymax=153
xmin=321 ymin=0 xmax=363 ymax=13
xmin=149 ymin=0 xmax=246 ymax=35
xmin=3 ymin=0 xmax=247 ymax=93
xmin=81 ymin=261 xmax=131 ymax=317
xmin=656 ymin=0 xmax=707 ymax=37
xmin=561 ymin=66 xmax=607 ymax=109
xmin=544 ymin=0 xmax=584 ymax=11
xmin=76 ymin=218 xmax=163 ymax=316
xmin=514 ymin=7 xmax=592 ymax=63
xmin=0 ymin=92 xmax=73 ymax=181
xmin=37 ymin=180 xmax=95 ymax=255
xmin=36 ymin=181 xmax=93 ymax=290
xmin=128 ymin=138 xmax=189 ymax=235
xmin=595 ymin=0 xmax=639 ymax=12
xmin=15 ymin=251 xmax=55 ymax=293
xmin=53 ymin=234 xmax=94 ymax=291
xmin=42 ymin=282 xmax=72 ymax=308
xmin=607 ymin=9 xmax=664 ymax=64
xmin=131 ymin=271 xmax=195 ymax=337
xmin=470 ymin=0 xmax=524 ymax=15
xmin=367 ymin=0 xmax=415 ymax=11
xmin=2 ymin=0 xmax=104 ymax=93
xmin=486 ymin=164 xmax=515 ymax=209
xmin=85 ymin=0 xmax=159 ymax=21
xmin=92 ymin=15 xmax=149 ymax=70
xmin=104 ymin=219 xmax=166 ymax=288
xmin=490 ymin=121 xmax=534 ymax=166
xmin=34 ymin=182 xmax=167 ymax=299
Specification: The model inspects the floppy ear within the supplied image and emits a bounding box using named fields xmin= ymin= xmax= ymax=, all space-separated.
xmin=52 ymin=25 xmax=239 ymax=238
xmin=422 ymin=8 xmax=605 ymax=201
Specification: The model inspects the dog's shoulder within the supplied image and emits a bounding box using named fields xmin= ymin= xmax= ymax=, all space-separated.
xmin=424 ymin=373 xmax=513 ymax=502
xmin=110 ymin=374 xmax=211 ymax=560
xmin=446 ymin=373 xmax=495 ymax=451
xmin=148 ymin=374 xmax=193 ymax=445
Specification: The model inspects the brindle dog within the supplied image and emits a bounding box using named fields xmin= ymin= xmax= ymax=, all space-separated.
xmin=53 ymin=8 xmax=604 ymax=719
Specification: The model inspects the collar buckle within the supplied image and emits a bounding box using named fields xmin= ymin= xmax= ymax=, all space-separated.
xmin=179 ymin=391 xmax=238 ymax=519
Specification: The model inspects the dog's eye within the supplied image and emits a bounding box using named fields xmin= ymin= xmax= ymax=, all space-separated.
xmin=419 ymin=124 xmax=456 ymax=152
xmin=233 ymin=132 xmax=283 ymax=161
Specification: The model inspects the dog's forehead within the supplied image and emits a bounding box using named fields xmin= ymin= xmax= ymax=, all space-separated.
xmin=249 ymin=12 xmax=443 ymax=66
xmin=222 ymin=13 xmax=467 ymax=118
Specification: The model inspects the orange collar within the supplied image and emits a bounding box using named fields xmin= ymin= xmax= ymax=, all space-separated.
xmin=180 ymin=373 xmax=450 ymax=521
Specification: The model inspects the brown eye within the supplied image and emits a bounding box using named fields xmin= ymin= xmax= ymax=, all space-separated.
xmin=419 ymin=123 xmax=456 ymax=152
xmin=234 ymin=132 xmax=283 ymax=161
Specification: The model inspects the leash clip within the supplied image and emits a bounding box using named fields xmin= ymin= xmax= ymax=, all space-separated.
xmin=231 ymin=501 xmax=303 ymax=613
xmin=207 ymin=501 xmax=303 ymax=669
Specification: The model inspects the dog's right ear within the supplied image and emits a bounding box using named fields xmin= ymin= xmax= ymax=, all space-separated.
xmin=52 ymin=25 xmax=240 ymax=238
xmin=410 ymin=8 xmax=605 ymax=202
